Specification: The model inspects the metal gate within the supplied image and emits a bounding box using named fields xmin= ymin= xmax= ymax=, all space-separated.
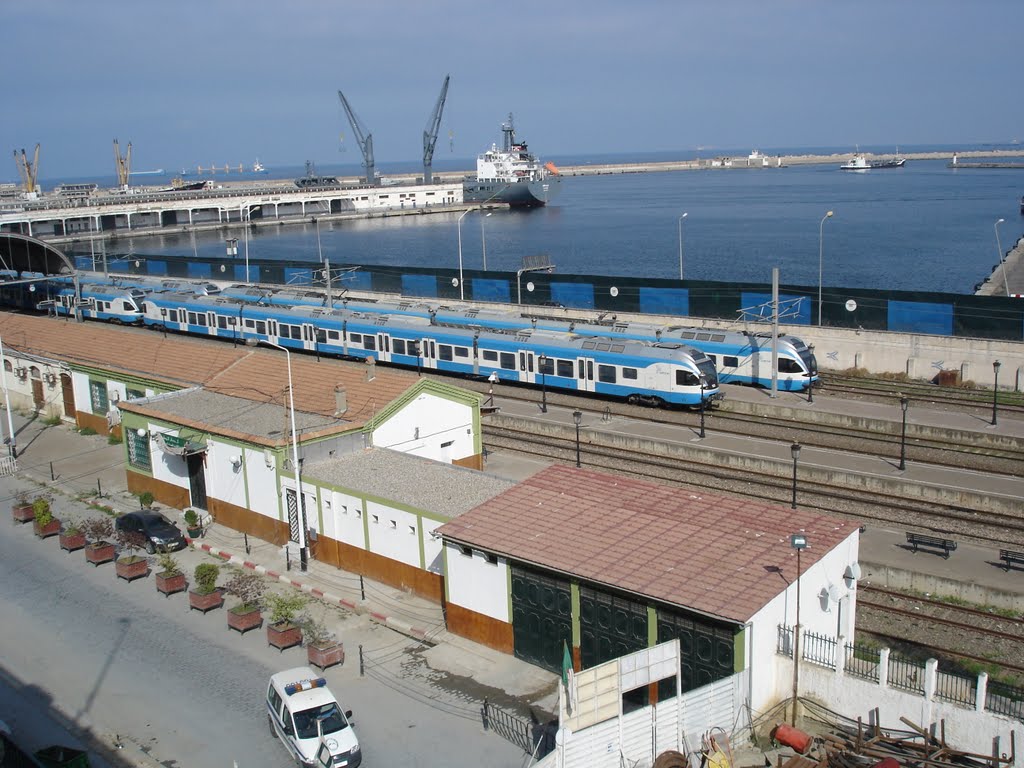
xmin=579 ymin=585 xmax=649 ymax=670
xmin=285 ymin=487 xmax=301 ymax=543
xmin=511 ymin=565 xmax=572 ymax=673
xmin=656 ymin=609 xmax=737 ymax=696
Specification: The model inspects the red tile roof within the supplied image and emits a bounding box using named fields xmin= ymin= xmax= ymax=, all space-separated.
xmin=437 ymin=464 xmax=858 ymax=623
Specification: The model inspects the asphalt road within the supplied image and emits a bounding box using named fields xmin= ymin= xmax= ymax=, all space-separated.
xmin=0 ymin=489 xmax=530 ymax=768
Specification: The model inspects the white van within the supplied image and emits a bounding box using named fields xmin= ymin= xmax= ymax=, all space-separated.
xmin=267 ymin=667 xmax=362 ymax=767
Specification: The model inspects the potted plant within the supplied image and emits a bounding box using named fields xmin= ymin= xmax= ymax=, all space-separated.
xmin=82 ymin=516 xmax=116 ymax=566
xmin=114 ymin=528 xmax=150 ymax=581
xmin=302 ymin=614 xmax=345 ymax=670
xmin=189 ymin=563 xmax=224 ymax=612
xmin=264 ymin=591 xmax=308 ymax=651
xmin=31 ymin=497 xmax=61 ymax=539
xmin=138 ymin=491 xmax=155 ymax=508
xmin=224 ymin=571 xmax=266 ymax=633
xmin=12 ymin=492 xmax=35 ymax=523
xmin=59 ymin=519 xmax=86 ymax=552
xmin=184 ymin=508 xmax=203 ymax=539
xmin=155 ymin=553 xmax=187 ymax=597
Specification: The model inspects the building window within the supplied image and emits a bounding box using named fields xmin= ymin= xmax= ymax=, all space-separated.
xmin=460 ymin=545 xmax=472 ymax=557
xmin=372 ymin=514 xmax=379 ymax=525
xmin=127 ymin=429 xmax=152 ymax=471
xmin=408 ymin=525 xmax=416 ymax=535
xmin=89 ymin=380 xmax=109 ymax=413
xmin=486 ymin=553 xmax=498 ymax=565
xmin=389 ymin=520 xmax=397 ymax=529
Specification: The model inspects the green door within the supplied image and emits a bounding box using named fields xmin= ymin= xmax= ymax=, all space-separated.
xmin=579 ymin=585 xmax=649 ymax=670
xmin=511 ymin=565 xmax=572 ymax=673
xmin=657 ymin=609 xmax=737 ymax=697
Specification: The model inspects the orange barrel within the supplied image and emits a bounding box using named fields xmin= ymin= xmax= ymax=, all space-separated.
xmin=771 ymin=723 xmax=813 ymax=754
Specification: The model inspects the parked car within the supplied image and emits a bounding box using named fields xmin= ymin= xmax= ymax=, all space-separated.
xmin=114 ymin=510 xmax=187 ymax=553
xmin=267 ymin=667 xmax=361 ymax=768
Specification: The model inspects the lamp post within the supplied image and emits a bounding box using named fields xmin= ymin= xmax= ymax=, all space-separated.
xmin=899 ymin=396 xmax=909 ymax=471
xmin=481 ymin=211 xmax=493 ymax=271
xmin=789 ymin=533 xmax=808 ymax=726
xmin=698 ymin=377 xmax=706 ymax=438
xmin=807 ymin=344 xmax=815 ymax=404
xmin=790 ymin=442 xmax=801 ymax=509
xmin=247 ymin=339 xmax=307 ymax=571
xmin=817 ymin=210 xmax=834 ymax=326
xmin=539 ymin=354 xmax=548 ymax=413
xmin=457 ymin=209 xmax=472 ymax=301
xmin=678 ymin=212 xmax=688 ymax=280
xmin=573 ymin=409 xmax=582 ymax=467
xmin=995 ymin=218 xmax=1007 ymax=297
xmin=242 ymin=204 xmax=261 ymax=284
xmin=992 ymin=360 xmax=1001 ymax=426
xmin=315 ymin=217 xmax=324 ymax=264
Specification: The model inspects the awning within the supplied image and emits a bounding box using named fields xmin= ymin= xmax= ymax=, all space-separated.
xmin=154 ymin=432 xmax=207 ymax=457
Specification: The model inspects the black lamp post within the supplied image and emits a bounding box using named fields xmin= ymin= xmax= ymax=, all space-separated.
xmin=539 ymin=354 xmax=548 ymax=413
xmin=992 ymin=360 xmax=1001 ymax=426
xmin=807 ymin=345 xmax=815 ymax=404
xmin=789 ymin=533 xmax=808 ymax=726
xmin=898 ymin=396 xmax=909 ymax=471
xmin=790 ymin=442 xmax=801 ymax=509
xmin=573 ymin=409 xmax=583 ymax=468
xmin=699 ymin=378 xmax=707 ymax=439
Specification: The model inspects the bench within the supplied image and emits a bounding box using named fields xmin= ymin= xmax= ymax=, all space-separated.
xmin=999 ymin=549 xmax=1024 ymax=571
xmin=906 ymin=532 xmax=957 ymax=559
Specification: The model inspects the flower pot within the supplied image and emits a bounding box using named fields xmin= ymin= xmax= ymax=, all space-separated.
xmin=33 ymin=517 xmax=61 ymax=539
xmin=85 ymin=541 xmax=116 ymax=566
xmin=59 ymin=530 xmax=87 ymax=552
xmin=186 ymin=525 xmax=203 ymax=539
xmin=155 ymin=571 xmax=187 ymax=597
xmin=227 ymin=606 xmax=263 ymax=634
xmin=12 ymin=504 xmax=35 ymax=524
xmin=307 ymin=641 xmax=345 ymax=670
xmin=115 ymin=556 xmax=149 ymax=582
xmin=189 ymin=589 xmax=225 ymax=613
xmin=267 ymin=622 xmax=303 ymax=651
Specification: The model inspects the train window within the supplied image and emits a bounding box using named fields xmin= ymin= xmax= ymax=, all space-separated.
xmin=595 ymin=342 xmax=611 ymax=352
xmin=255 ymin=320 xmax=266 ymax=334
xmin=676 ymin=370 xmax=700 ymax=386
xmin=539 ymin=357 xmax=554 ymax=375
xmin=556 ymin=360 xmax=573 ymax=377
xmin=611 ymin=344 xmax=625 ymax=353
xmin=623 ymin=368 xmax=638 ymax=380
xmin=364 ymin=336 xmax=376 ymax=351
xmin=316 ymin=329 xmax=327 ymax=343
xmin=327 ymin=330 xmax=340 ymax=341
xmin=723 ymin=356 xmax=739 ymax=368
xmin=680 ymin=331 xmax=696 ymax=339
xmin=582 ymin=340 xmax=596 ymax=350
xmin=482 ymin=350 xmax=498 ymax=362
xmin=500 ymin=353 xmax=515 ymax=370
xmin=707 ymin=354 xmax=717 ymax=365
xmin=696 ymin=333 xmax=711 ymax=341
xmin=439 ymin=345 xmax=453 ymax=361
xmin=350 ymin=333 xmax=362 ymax=344
xmin=779 ymin=359 xmax=803 ymax=373
xmin=711 ymin=334 xmax=726 ymax=342
xmin=598 ymin=365 xmax=616 ymax=383
xmin=168 ymin=310 xmax=179 ymax=322
xmin=393 ymin=339 xmax=406 ymax=355
xmin=217 ymin=316 xmax=229 ymax=330
xmin=455 ymin=347 xmax=469 ymax=358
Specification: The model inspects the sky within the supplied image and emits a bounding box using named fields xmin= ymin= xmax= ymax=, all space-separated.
xmin=3 ymin=0 xmax=1023 ymax=180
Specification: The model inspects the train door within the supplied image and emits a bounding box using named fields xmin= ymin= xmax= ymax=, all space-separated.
xmin=375 ymin=332 xmax=392 ymax=363
xmin=266 ymin=318 xmax=279 ymax=343
xmin=417 ymin=338 xmax=438 ymax=370
xmin=519 ymin=352 xmax=536 ymax=383
xmin=576 ymin=356 xmax=595 ymax=393
xmin=302 ymin=323 xmax=317 ymax=352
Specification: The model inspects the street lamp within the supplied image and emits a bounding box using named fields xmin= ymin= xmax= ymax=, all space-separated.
xmin=246 ymin=338 xmax=307 ymax=571
xmin=818 ymin=210 xmax=834 ymax=326
xmin=898 ymin=396 xmax=909 ymax=471
xmin=678 ymin=212 xmax=688 ymax=280
xmin=790 ymin=442 xmax=801 ymax=509
xmin=807 ymin=344 xmax=815 ymax=404
xmin=539 ymin=354 xmax=548 ymax=413
xmin=242 ymin=204 xmax=261 ymax=284
xmin=992 ymin=360 xmax=1001 ymax=426
xmin=481 ymin=211 xmax=493 ymax=271
xmin=789 ymin=533 xmax=808 ymax=726
xmin=698 ymin=377 xmax=707 ymax=438
xmin=573 ymin=409 xmax=583 ymax=467
xmin=995 ymin=218 xmax=1007 ymax=297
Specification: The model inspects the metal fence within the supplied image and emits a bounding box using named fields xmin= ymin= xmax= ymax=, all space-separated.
xmin=801 ymin=631 xmax=837 ymax=670
xmin=844 ymin=642 xmax=881 ymax=683
xmin=986 ymin=679 xmax=1024 ymax=722
xmin=887 ymin=654 xmax=926 ymax=694
xmin=934 ymin=666 xmax=977 ymax=708
xmin=776 ymin=625 xmax=793 ymax=657
xmin=481 ymin=697 xmax=537 ymax=755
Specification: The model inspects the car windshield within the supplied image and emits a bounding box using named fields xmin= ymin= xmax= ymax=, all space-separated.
xmin=141 ymin=514 xmax=177 ymax=533
xmin=293 ymin=703 xmax=347 ymax=740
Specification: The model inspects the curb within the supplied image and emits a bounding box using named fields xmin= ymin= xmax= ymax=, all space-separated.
xmin=190 ymin=540 xmax=434 ymax=644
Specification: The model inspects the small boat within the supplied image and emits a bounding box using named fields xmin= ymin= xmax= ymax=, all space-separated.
xmin=253 ymin=158 xmax=267 ymax=174
xmin=840 ymin=152 xmax=906 ymax=171
xmin=464 ymin=113 xmax=561 ymax=207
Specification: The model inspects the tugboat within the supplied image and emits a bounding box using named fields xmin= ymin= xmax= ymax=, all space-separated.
xmin=464 ymin=114 xmax=561 ymax=207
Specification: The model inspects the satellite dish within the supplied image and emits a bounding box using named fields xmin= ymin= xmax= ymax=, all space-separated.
xmin=610 ymin=286 xmax=619 ymax=297
xmin=526 ymin=281 xmax=535 ymax=293
xmin=451 ymin=277 xmax=459 ymax=287
xmin=845 ymin=299 xmax=857 ymax=312
xmin=828 ymin=583 xmax=842 ymax=602
xmin=844 ymin=562 xmax=862 ymax=581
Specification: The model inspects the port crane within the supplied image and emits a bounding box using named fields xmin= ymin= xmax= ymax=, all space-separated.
xmin=13 ymin=144 xmax=40 ymax=194
xmin=422 ymin=74 xmax=449 ymax=184
xmin=337 ymin=89 xmax=376 ymax=186
xmin=113 ymin=139 xmax=132 ymax=189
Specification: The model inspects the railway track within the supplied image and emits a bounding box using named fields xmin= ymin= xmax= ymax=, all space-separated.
xmin=820 ymin=372 xmax=1024 ymax=417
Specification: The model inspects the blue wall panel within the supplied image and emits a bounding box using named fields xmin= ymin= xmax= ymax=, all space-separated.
xmin=186 ymin=262 xmax=213 ymax=279
xmin=887 ymin=300 xmax=953 ymax=336
xmin=402 ymin=274 xmax=439 ymax=298
xmin=741 ymin=292 xmax=812 ymax=325
xmin=551 ymin=283 xmax=595 ymax=309
xmin=146 ymin=260 xmax=168 ymax=277
xmin=639 ymin=287 xmax=689 ymax=317
xmin=472 ymin=279 xmax=511 ymax=304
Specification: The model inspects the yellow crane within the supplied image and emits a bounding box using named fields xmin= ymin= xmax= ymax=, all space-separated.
xmin=113 ymin=138 xmax=132 ymax=189
xmin=13 ymin=144 xmax=40 ymax=194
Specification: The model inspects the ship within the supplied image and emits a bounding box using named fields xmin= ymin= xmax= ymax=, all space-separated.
xmin=463 ymin=113 xmax=561 ymax=207
xmin=253 ymin=158 xmax=267 ymax=174
xmin=840 ymin=148 xmax=906 ymax=171
xmin=294 ymin=160 xmax=338 ymax=189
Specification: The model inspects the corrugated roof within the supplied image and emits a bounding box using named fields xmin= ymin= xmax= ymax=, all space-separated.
xmin=437 ymin=465 xmax=859 ymax=624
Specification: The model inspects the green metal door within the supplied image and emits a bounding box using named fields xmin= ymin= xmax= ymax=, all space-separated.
xmin=579 ymin=586 xmax=649 ymax=670
xmin=511 ymin=565 xmax=572 ymax=673
xmin=657 ymin=609 xmax=737 ymax=697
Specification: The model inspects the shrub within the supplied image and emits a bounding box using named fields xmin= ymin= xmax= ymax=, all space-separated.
xmin=107 ymin=433 xmax=122 ymax=445
xmin=32 ymin=497 xmax=52 ymax=525
xmin=184 ymin=508 xmax=199 ymax=527
xmin=81 ymin=516 xmax=114 ymax=543
xmin=223 ymin=571 xmax=266 ymax=613
xmin=62 ymin=518 xmax=82 ymax=536
xmin=78 ymin=426 xmax=97 ymax=436
xmin=264 ymin=592 xmax=308 ymax=626
xmin=300 ymin=614 xmax=337 ymax=647
xmin=138 ymin=491 xmax=155 ymax=508
xmin=193 ymin=563 xmax=220 ymax=595
xmin=116 ymin=528 xmax=149 ymax=561
xmin=157 ymin=552 xmax=182 ymax=576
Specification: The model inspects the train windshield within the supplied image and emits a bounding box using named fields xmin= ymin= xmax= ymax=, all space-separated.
xmin=695 ymin=358 xmax=719 ymax=386
xmin=799 ymin=348 xmax=817 ymax=375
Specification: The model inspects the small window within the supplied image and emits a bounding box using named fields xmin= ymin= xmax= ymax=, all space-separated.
xmin=350 ymin=333 xmax=362 ymax=344
xmin=341 ymin=505 xmax=348 ymax=515
xmin=355 ymin=509 xmax=362 ymax=519
xmin=482 ymin=350 xmax=498 ymax=362
xmin=438 ymin=345 xmax=453 ymax=361
xmin=598 ymin=364 xmax=617 ymax=383
xmin=779 ymin=358 xmax=803 ymax=374
xmin=364 ymin=336 xmax=376 ymax=351
xmin=500 ymin=352 xmax=515 ymax=370
xmin=327 ymin=329 xmax=341 ymax=341
xmin=255 ymin=320 xmax=266 ymax=334
xmin=372 ymin=514 xmax=379 ymax=524
xmin=723 ymin=356 xmax=739 ymax=368
xmin=675 ymin=370 xmax=699 ymax=386
xmin=582 ymin=340 xmax=596 ymax=350
xmin=408 ymin=525 xmax=416 ymax=535
xmin=539 ymin=357 xmax=554 ymax=375
xmin=393 ymin=339 xmax=407 ymax=355
xmin=556 ymin=360 xmax=573 ymax=377
xmin=454 ymin=347 xmax=469 ymax=358
xmin=485 ymin=553 xmax=498 ymax=565
xmin=706 ymin=354 xmax=717 ymax=366
xmin=623 ymin=367 xmax=638 ymax=380
xmin=389 ymin=520 xmax=397 ymax=529
xmin=460 ymin=545 xmax=472 ymax=557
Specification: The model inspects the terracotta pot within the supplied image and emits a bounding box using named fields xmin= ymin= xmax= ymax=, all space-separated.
xmin=186 ymin=526 xmax=203 ymax=539
xmin=115 ymin=556 xmax=149 ymax=582
xmin=307 ymin=641 xmax=345 ymax=670
xmin=85 ymin=541 xmax=116 ymax=566
xmin=188 ymin=589 xmax=225 ymax=613
xmin=155 ymin=571 xmax=187 ymax=597
xmin=33 ymin=518 xmax=61 ymax=539
xmin=12 ymin=504 xmax=35 ymax=524
xmin=267 ymin=622 xmax=303 ymax=651
xmin=227 ymin=606 xmax=263 ymax=634
xmin=59 ymin=530 xmax=87 ymax=552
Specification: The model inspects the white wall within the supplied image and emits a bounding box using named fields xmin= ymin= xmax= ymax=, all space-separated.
xmin=242 ymin=446 xmax=279 ymax=521
xmin=372 ymin=392 xmax=475 ymax=463
xmin=324 ymin=490 xmax=366 ymax=548
xmin=444 ymin=541 xmax=510 ymax=623
xmin=205 ymin=439 xmax=247 ymax=509
xmin=421 ymin=519 xmax=445 ymax=574
xmin=147 ymin=427 xmax=190 ymax=490
xmin=365 ymin=501 xmax=421 ymax=568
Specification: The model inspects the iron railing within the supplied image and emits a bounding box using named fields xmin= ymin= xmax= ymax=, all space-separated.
xmin=481 ymin=697 xmax=536 ymax=755
xmin=934 ymin=666 xmax=977 ymax=707
xmin=843 ymin=643 xmax=881 ymax=682
xmin=801 ymin=630 xmax=837 ymax=670
xmin=986 ymin=679 xmax=1024 ymax=722
xmin=887 ymin=654 xmax=925 ymax=694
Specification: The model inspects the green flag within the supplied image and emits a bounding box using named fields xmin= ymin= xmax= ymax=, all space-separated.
xmin=561 ymin=641 xmax=572 ymax=687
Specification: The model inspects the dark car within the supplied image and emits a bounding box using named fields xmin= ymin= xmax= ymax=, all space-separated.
xmin=114 ymin=510 xmax=187 ymax=553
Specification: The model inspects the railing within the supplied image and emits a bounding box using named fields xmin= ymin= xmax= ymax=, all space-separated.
xmin=0 ymin=454 xmax=18 ymax=477
xmin=887 ymin=654 xmax=925 ymax=694
xmin=481 ymin=697 xmax=536 ymax=755
xmin=776 ymin=625 xmax=793 ymax=657
xmin=844 ymin=642 xmax=880 ymax=682
xmin=986 ymin=679 xmax=1024 ymax=722
xmin=933 ymin=666 xmax=977 ymax=708
xmin=801 ymin=630 xmax=837 ymax=670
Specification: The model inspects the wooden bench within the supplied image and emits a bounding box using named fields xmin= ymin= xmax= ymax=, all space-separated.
xmin=906 ymin=532 xmax=957 ymax=559
xmin=999 ymin=549 xmax=1024 ymax=571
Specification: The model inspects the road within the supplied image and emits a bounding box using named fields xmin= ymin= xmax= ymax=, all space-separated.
xmin=0 ymin=490 xmax=530 ymax=768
